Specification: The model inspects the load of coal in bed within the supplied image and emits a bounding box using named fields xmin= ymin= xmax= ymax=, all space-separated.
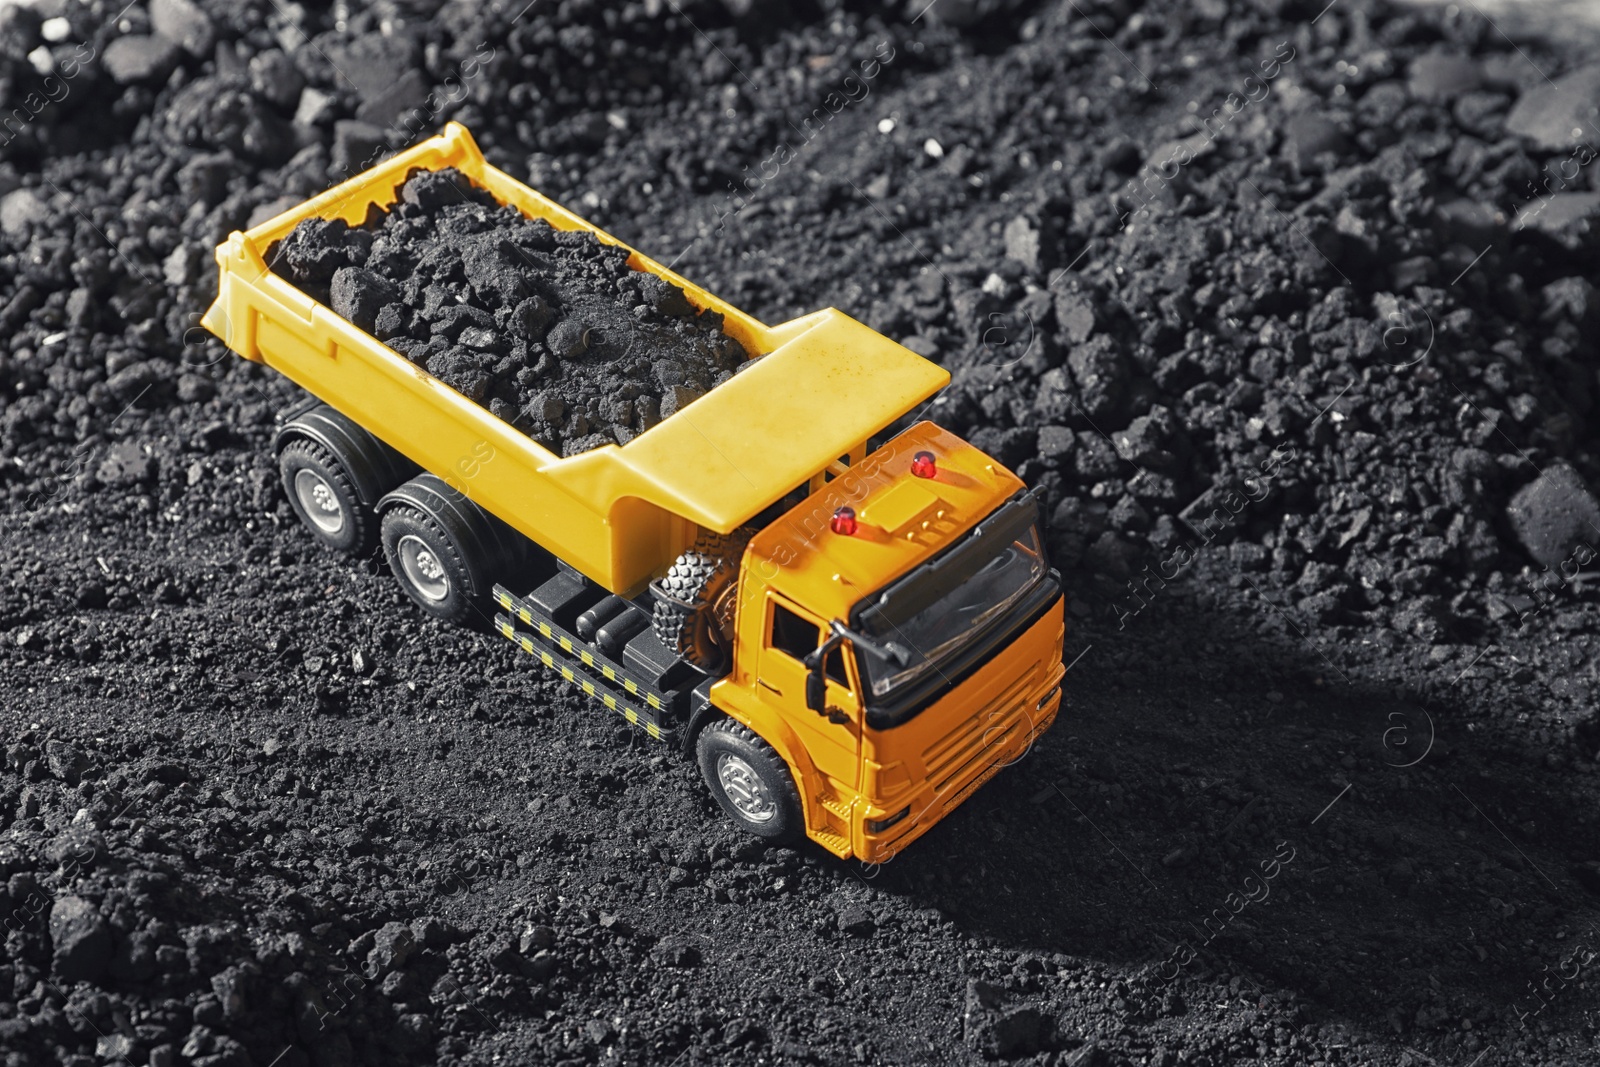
xmin=265 ymin=167 xmax=750 ymax=457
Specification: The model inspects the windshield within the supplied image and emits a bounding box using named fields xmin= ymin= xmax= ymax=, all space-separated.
xmin=853 ymin=496 xmax=1046 ymax=700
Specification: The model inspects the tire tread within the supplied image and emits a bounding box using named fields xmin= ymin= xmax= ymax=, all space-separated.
xmin=380 ymin=504 xmax=479 ymax=624
xmin=651 ymin=530 xmax=752 ymax=672
xmin=697 ymin=717 xmax=803 ymax=842
xmin=278 ymin=438 xmax=375 ymax=555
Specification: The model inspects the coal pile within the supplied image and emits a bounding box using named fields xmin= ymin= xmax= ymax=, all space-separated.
xmin=8 ymin=0 xmax=1600 ymax=1066
xmin=0 ymin=732 xmax=451 ymax=1067
xmin=266 ymin=168 xmax=749 ymax=457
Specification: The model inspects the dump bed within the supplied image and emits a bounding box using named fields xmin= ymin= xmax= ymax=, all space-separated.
xmin=202 ymin=123 xmax=948 ymax=594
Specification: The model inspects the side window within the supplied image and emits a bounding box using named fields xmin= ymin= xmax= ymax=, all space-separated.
xmin=770 ymin=602 xmax=820 ymax=662
xmin=824 ymin=646 xmax=850 ymax=689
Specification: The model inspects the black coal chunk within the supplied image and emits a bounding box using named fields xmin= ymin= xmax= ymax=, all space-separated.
xmin=50 ymin=896 xmax=111 ymax=982
xmin=265 ymin=217 xmax=372 ymax=304
xmin=400 ymin=167 xmax=496 ymax=212
xmin=330 ymin=267 xmax=399 ymax=333
xmin=638 ymin=273 xmax=695 ymax=317
xmin=373 ymin=303 xmax=412 ymax=341
xmin=1507 ymin=462 xmax=1600 ymax=567
xmin=430 ymin=304 xmax=495 ymax=342
xmin=546 ymin=319 xmax=589 ymax=359
xmin=510 ymin=295 xmax=555 ymax=339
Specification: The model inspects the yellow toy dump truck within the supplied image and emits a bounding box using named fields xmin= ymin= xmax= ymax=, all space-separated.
xmin=202 ymin=123 xmax=1064 ymax=862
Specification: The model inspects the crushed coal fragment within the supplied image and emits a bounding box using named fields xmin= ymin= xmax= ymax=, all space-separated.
xmin=150 ymin=0 xmax=215 ymax=57
xmin=1504 ymin=62 xmax=1600 ymax=150
xmin=963 ymin=979 xmax=1051 ymax=1059
xmin=50 ymin=896 xmax=111 ymax=982
xmin=1407 ymin=54 xmax=1484 ymax=102
xmin=1506 ymin=462 xmax=1600 ymax=567
xmin=101 ymin=34 xmax=182 ymax=84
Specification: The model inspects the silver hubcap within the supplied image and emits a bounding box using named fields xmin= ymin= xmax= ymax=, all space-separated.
xmin=716 ymin=753 xmax=776 ymax=823
xmin=397 ymin=534 xmax=450 ymax=602
xmin=294 ymin=469 xmax=345 ymax=535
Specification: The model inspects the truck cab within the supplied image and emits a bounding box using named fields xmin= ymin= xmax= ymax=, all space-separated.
xmin=716 ymin=422 xmax=1065 ymax=863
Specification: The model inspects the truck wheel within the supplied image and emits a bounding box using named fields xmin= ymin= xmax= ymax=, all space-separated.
xmin=696 ymin=718 xmax=802 ymax=841
xmin=653 ymin=550 xmax=733 ymax=672
xmin=279 ymin=440 xmax=375 ymax=555
xmin=653 ymin=531 xmax=750 ymax=673
xmin=380 ymin=506 xmax=478 ymax=624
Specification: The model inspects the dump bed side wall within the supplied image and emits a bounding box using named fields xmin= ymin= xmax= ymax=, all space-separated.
xmin=205 ymin=231 xmax=680 ymax=592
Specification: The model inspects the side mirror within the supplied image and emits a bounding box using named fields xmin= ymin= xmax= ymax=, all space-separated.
xmin=802 ymin=627 xmax=846 ymax=715
xmin=805 ymin=670 xmax=826 ymax=713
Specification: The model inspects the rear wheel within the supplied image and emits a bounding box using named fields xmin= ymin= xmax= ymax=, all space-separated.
xmin=696 ymin=718 xmax=803 ymax=841
xmin=380 ymin=505 xmax=480 ymax=625
xmin=279 ymin=440 xmax=374 ymax=555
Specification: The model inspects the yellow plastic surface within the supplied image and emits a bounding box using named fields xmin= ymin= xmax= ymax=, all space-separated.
xmin=860 ymin=478 xmax=942 ymax=535
xmin=739 ymin=421 xmax=1024 ymax=624
xmin=558 ymin=310 xmax=948 ymax=533
xmin=201 ymin=123 xmax=949 ymax=595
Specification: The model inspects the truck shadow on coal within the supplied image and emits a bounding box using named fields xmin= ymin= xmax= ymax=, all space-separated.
xmin=845 ymin=580 xmax=1600 ymax=1047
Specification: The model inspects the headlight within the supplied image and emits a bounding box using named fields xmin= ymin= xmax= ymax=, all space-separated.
xmin=866 ymin=806 xmax=910 ymax=833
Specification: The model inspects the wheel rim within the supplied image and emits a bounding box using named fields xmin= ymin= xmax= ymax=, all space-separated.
xmin=293 ymin=469 xmax=346 ymax=535
xmin=397 ymin=534 xmax=451 ymax=602
xmin=716 ymin=752 xmax=776 ymax=823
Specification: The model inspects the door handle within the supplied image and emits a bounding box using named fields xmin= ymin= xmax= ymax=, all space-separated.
xmin=757 ymin=678 xmax=782 ymax=695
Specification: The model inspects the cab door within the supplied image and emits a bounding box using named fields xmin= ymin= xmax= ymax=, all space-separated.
xmin=756 ymin=594 xmax=862 ymax=790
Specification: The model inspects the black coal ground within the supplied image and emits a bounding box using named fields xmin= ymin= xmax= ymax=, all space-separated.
xmin=2 ymin=1 xmax=1600 ymax=1066
xmin=266 ymin=167 xmax=748 ymax=457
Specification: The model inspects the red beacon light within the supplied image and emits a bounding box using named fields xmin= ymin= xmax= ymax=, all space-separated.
xmin=911 ymin=451 xmax=937 ymax=479
xmin=830 ymin=506 xmax=858 ymax=535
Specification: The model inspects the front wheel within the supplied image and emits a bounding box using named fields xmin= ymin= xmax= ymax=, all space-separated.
xmin=696 ymin=719 xmax=803 ymax=841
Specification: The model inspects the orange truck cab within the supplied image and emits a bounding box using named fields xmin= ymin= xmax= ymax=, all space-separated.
xmin=202 ymin=123 xmax=1065 ymax=862
xmin=722 ymin=422 xmax=1065 ymax=862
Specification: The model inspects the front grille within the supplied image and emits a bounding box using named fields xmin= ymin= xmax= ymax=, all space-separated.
xmin=945 ymin=748 xmax=1010 ymax=810
xmin=923 ymin=671 xmax=1035 ymax=791
xmin=942 ymin=694 xmax=1058 ymax=811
